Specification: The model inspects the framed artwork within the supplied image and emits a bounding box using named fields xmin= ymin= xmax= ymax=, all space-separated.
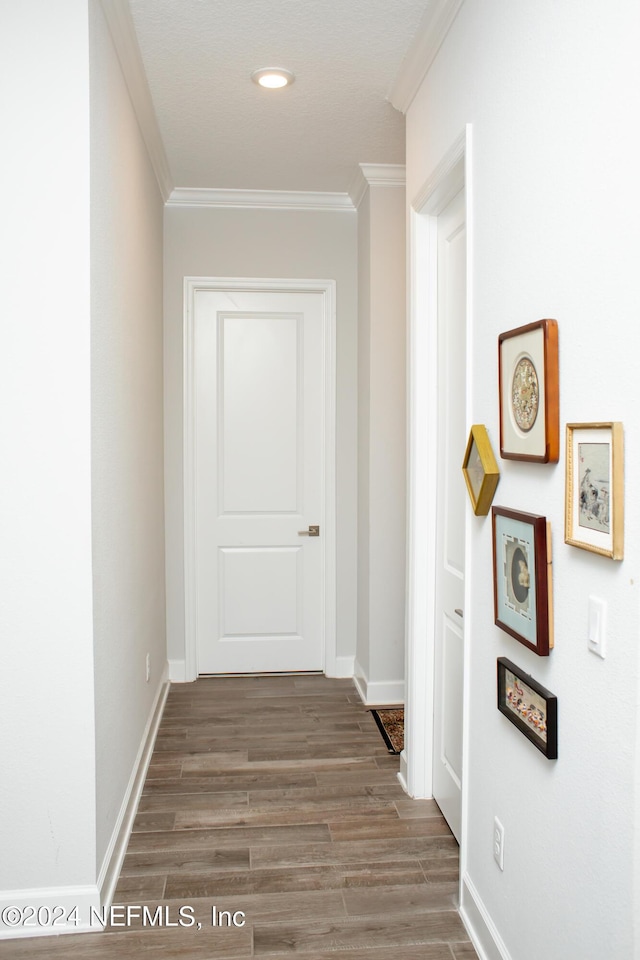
xmin=492 ymin=507 xmax=553 ymax=656
xmin=462 ymin=425 xmax=500 ymax=516
xmin=497 ymin=657 xmax=558 ymax=759
xmin=565 ymin=422 xmax=624 ymax=560
xmin=498 ymin=319 xmax=559 ymax=463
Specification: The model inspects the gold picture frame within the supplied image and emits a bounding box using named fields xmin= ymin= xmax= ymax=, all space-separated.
xmin=462 ymin=425 xmax=500 ymax=516
xmin=565 ymin=422 xmax=624 ymax=559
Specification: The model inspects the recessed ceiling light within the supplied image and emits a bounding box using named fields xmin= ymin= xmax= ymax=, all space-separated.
xmin=251 ymin=68 xmax=295 ymax=89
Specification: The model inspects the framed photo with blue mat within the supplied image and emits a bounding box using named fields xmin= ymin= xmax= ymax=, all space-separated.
xmin=492 ymin=506 xmax=553 ymax=656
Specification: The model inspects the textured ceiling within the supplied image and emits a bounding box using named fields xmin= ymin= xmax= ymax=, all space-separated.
xmin=128 ymin=0 xmax=429 ymax=193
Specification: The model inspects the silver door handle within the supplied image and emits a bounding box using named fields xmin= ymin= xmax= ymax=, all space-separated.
xmin=298 ymin=525 xmax=320 ymax=537
xmin=455 ymin=609 xmax=463 ymax=618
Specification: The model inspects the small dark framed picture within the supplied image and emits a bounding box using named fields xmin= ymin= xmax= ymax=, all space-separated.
xmin=462 ymin=425 xmax=500 ymax=516
xmin=492 ymin=506 xmax=553 ymax=656
xmin=497 ymin=657 xmax=558 ymax=759
xmin=565 ymin=422 xmax=624 ymax=560
xmin=498 ymin=318 xmax=559 ymax=463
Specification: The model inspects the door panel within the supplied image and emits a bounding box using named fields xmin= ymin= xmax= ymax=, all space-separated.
xmin=221 ymin=314 xmax=300 ymax=514
xmin=433 ymin=188 xmax=466 ymax=841
xmin=219 ymin=547 xmax=301 ymax=638
xmin=440 ymin=616 xmax=464 ymax=784
xmin=194 ymin=289 xmax=324 ymax=674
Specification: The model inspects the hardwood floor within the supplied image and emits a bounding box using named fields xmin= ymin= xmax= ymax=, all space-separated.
xmin=1 ymin=675 xmax=477 ymax=958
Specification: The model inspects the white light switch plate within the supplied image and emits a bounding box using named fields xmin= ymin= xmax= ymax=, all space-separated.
xmin=588 ymin=596 xmax=607 ymax=659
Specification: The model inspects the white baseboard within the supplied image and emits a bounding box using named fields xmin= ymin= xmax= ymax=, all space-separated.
xmin=0 ymin=669 xmax=171 ymax=941
xmin=352 ymin=659 xmax=367 ymax=703
xmin=352 ymin=661 xmax=405 ymax=706
xmin=397 ymin=749 xmax=409 ymax=794
xmin=97 ymin=667 xmax=170 ymax=911
xmin=368 ymin=679 xmax=404 ymax=704
xmin=460 ymin=872 xmax=511 ymax=960
xmin=168 ymin=658 xmax=188 ymax=682
xmin=0 ymin=885 xmax=101 ymax=938
xmin=331 ymin=655 xmax=355 ymax=679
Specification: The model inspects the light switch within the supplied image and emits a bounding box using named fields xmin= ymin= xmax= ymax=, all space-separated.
xmin=588 ymin=596 xmax=607 ymax=659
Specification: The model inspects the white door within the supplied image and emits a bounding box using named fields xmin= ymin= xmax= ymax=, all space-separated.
xmin=192 ymin=285 xmax=327 ymax=674
xmin=432 ymin=189 xmax=466 ymax=841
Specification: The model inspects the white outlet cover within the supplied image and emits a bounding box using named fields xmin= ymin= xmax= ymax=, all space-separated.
xmin=494 ymin=817 xmax=505 ymax=870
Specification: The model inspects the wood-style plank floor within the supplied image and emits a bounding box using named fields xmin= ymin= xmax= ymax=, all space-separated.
xmin=1 ymin=675 xmax=477 ymax=958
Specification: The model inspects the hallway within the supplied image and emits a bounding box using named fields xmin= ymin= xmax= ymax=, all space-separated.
xmin=2 ymin=675 xmax=476 ymax=958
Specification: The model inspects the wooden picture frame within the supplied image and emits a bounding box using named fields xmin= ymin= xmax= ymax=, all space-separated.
xmin=565 ymin=422 xmax=624 ymax=560
xmin=492 ymin=507 xmax=553 ymax=656
xmin=497 ymin=657 xmax=558 ymax=759
xmin=462 ymin=425 xmax=500 ymax=516
xmin=498 ymin=319 xmax=559 ymax=462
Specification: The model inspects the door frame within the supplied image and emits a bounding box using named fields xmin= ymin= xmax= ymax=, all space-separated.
xmin=183 ymin=277 xmax=337 ymax=681
xmin=404 ymin=128 xmax=472 ymax=813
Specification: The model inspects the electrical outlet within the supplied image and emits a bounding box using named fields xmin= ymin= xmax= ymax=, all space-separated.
xmin=145 ymin=653 xmax=151 ymax=683
xmin=493 ymin=817 xmax=505 ymax=870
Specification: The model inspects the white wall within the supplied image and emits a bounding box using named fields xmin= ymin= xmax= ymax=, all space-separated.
xmin=356 ymin=181 xmax=407 ymax=703
xmin=0 ymin=0 xmax=168 ymax=931
xmin=164 ymin=205 xmax=358 ymax=674
xmin=89 ymin=0 xmax=167 ymax=875
xmin=0 ymin=0 xmax=97 ymax=909
xmin=405 ymin=2 xmax=640 ymax=958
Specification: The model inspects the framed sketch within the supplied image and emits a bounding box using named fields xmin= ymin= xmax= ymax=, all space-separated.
xmin=498 ymin=319 xmax=559 ymax=462
xmin=565 ymin=422 xmax=624 ymax=560
xmin=462 ymin=425 xmax=500 ymax=516
xmin=492 ymin=507 xmax=553 ymax=656
xmin=497 ymin=657 xmax=558 ymax=759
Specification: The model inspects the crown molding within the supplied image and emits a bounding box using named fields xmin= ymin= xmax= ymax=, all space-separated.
xmin=99 ymin=0 xmax=173 ymax=201
xmin=349 ymin=164 xmax=406 ymax=209
xmin=359 ymin=164 xmax=406 ymax=186
xmin=389 ymin=0 xmax=466 ymax=114
xmin=167 ymin=187 xmax=355 ymax=212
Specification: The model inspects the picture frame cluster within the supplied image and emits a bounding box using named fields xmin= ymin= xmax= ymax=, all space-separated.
xmin=461 ymin=317 xmax=625 ymax=760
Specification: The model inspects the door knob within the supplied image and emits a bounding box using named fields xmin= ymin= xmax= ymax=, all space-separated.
xmin=454 ymin=608 xmax=463 ymax=618
xmin=298 ymin=525 xmax=320 ymax=537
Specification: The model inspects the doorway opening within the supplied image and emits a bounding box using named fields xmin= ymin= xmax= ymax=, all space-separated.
xmin=404 ymin=129 xmax=472 ymax=849
xmin=183 ymin=278 xmax=337 ymax=680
